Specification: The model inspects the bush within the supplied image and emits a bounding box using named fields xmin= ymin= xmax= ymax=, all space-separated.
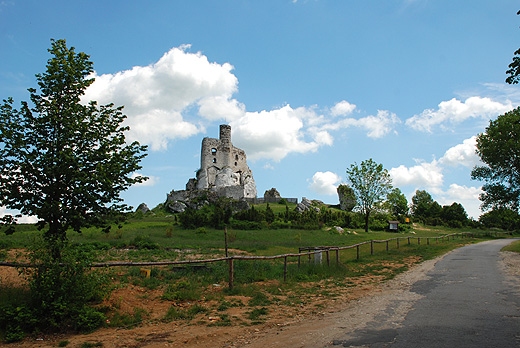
xmin=24 ymin=239 xmax=109 ymax=333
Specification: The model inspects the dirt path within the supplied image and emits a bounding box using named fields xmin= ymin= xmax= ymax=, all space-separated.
xmin=4 ymin=250 xmax=520 ymax=348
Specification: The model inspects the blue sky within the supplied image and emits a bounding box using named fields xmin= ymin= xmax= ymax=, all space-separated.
xmin=1 ymin=0 xmax=520 ymax=220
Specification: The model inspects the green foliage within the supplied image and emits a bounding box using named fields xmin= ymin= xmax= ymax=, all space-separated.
xmin=1 ymin=239 xmax=110 ymax=336
xmin=108 ymin=308 xmax=147 ymax=328
xmin=162 ymin=280 xmax=202 ymax=301
xmin=472 ymin=106 xmax=520 ymax=213
xmin=0 ymin=39 xmax=147 ymax=243
xmin=479 ymin=208 xmax=520 ymax=230
xmin=385 ymin=188 xmax=409 ymax=221
xmin=346 ymin=159 xmax=393 ymax=232
xmin=163 ymin=304 xmax=207 ymax=322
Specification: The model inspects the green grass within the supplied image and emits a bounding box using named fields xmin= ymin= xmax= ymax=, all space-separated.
xmin=502 ymin=240 xmax=520 ymax=253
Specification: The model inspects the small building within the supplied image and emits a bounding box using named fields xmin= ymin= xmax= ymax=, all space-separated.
xmin=388 ymin=220 xmax=399 ymax=232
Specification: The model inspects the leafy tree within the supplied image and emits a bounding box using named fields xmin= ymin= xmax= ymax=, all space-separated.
xmin=411 ymin=190 xmax=434 ymax=222
xmin=385 ymin=187 xmax=408 ymax=221
xmin=506 ymin=10 xmax=520 ymax=84
xmin=0 ymin=39 xmax=148 ymax=259
xmin=479 ymin=208 xmax=520 ymax=230
xmin=337 ymin=184 xmax=356 ymax=212
xmin=471 ymin=107 xmax=520 ymax=213
xmin=441 ymin=202 xmax=468 ymax=228
xmin=346 ymin=158 xmax=393 ymax=232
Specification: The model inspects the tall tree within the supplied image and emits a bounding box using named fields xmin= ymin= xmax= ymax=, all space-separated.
xmin=385 ymin=187 xmax=409 ymax=221
xmin=471 ymin=107 xmax=520 ymax=213
xmin=411 ymin=189 xmax=434 ymax=222
xmin=346 ymin=159 xmax=393 ymax=232
xmin=0 ymin=39 xmax=148 ymax=258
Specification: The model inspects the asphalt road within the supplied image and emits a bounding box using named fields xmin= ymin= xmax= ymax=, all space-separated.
xmin=332 ymin=239 xmax=520 ymax=348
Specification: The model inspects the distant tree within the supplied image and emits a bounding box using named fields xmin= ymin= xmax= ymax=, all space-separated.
xmin=471 ymin=107 xmax=520 ymax=213
xmin=0 ymin=39 xmax=147 ymax=258
xmin=441 ymin=202 xmax=468 ymax=228
xmin=265 ymin=202 xmax=275 ymax=224
xmin=411 ymin=190 xmax=434 ymax=222
xmin=385 ymin=187 xmax=409 ymax=221
xmin=479 ymin=208 xmax=520 ymax=230
xmin=346 ymin=159 xmax=393 ymax=232
xmin=506 ymin=10 xmax=520 ymax=84
xmin=337 ymin=184 xmax=356 ymax=212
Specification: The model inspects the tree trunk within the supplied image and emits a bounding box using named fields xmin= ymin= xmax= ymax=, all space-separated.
xmin=364 ymin=212 xmax=370 ymax=232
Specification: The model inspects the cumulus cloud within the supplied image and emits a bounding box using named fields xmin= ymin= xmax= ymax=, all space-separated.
xmin=309 ymin=171 xmax=341 ymax=195
xmin=405 ymin=96 xmax=513 ymax=132
xmin=82 ymin=44 xmax=398 ymax=160
xmin=231 ymin=105 xmax=327 ymax=161
xmin=439 ymin=136 xmax=481 ymax=168
xmin=320 ymin=109 xmax=401 ymax=138
xmin=331 ymin=100 xmax=356 ymax=116
xmin=83 ymin=45 xmax=243 ymax=151
xmin=389 ymin=160 xmax=444 ymax=188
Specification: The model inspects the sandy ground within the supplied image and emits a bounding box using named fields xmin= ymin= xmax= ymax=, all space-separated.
xmin=2 ymin=249 xmax=519 ymax=348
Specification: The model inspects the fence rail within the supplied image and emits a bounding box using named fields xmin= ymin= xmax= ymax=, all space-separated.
xmin=0 ymin=231 xmax=513 ymax=289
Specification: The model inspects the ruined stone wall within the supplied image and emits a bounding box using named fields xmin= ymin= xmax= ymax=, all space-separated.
xmin=195 ymin=125 xmax=257 ymax=199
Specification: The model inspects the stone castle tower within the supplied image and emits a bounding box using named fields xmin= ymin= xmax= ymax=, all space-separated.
xmin=194 ymin=125 xmax=257 ymax=199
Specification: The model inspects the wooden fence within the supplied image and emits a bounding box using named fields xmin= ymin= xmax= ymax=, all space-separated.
xmin=1 ymin=232 xmax=487 ymax=290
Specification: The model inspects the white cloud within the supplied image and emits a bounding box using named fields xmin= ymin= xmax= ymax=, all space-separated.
xmin=405 ymin=96 xmax=513 ymax=132
xmin=389 ymin=160 xmax=444 ymax=188
xmin=320 ymin=109 xmax=401 ymax=138
xmin=439 ymin=136 xmax=481 ymax=168
xmin=83 ymin=45 xmax=242 ymax=151
xmin=231 ymin=105 xmax=325 ymax=161
xmin=331 ymin=100 xmax=356 ymax=116
xmin=309 ymin=171 xmax=341 ymax=195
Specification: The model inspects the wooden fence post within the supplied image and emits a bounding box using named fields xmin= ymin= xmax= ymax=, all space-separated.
xmin=228 ymin=257 xmax=234 ymax=290
xmin=326 ymin=250 xmax=330 ymax=267
xmin=283 ymin=256 xmax=288 ymax=282
xmin=427 ymin=237 xmax=430 ymax=245
xmin=370 ymin=240 xmax=374 ymax=255
xmin=397 ymin=238 xmax=400 ymax=249
xmin=418 ymin=237 xmax=421 ymax=245
xmin=408 ymin=237 xmax=410 ymax=245
xmin=356 ymin=245 xmax=360 ymax=260
xmin=335 ymin=249 xmax=339 ymax=266
xmin=386 ymin=240 xmax=389 ymax=251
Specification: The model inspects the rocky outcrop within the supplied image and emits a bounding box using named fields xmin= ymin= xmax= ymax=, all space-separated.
xmin=295 ymin=197 xmax=322 ymax=213
xmin=165 ymin=188 xmax=250 ymax=213
xmin=136 ymin=203 xmax=150 ymax=214
xmin=264 ymin=188 xmax=281 ymax=203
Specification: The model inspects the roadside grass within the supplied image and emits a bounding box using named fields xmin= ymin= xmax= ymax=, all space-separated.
xmin=502 ymin=239 xmax=520 ymax=253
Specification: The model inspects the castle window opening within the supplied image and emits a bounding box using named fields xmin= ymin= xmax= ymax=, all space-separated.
xmin=213 ymin=158 xmax=217 ymax=163
xmin=235 ymin=154 xmax=238 ymax=160
xmin=211 ymin=148 xmax=217 ymax=155
xmin=235 ymin=162 xmax=237 ymax=166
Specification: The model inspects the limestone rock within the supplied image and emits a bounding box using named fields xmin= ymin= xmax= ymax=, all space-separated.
xmin=264 ymin=188 xmax=281 ymax=203
xmin=136 ymin=203 xmax=150 ymax=214
xmin=295 ymin=197 xmax=321 ymax=213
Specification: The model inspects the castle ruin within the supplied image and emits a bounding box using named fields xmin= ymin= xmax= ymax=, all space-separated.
xmin=193 ymin=124 xmax=257 ymax=199
xmin=166 ymin=125 xmax=257 ymax=211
